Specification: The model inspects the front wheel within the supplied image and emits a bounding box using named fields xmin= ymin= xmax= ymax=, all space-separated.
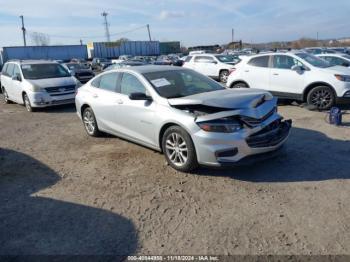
xmin=219 ymin=70 xmax=229 ymax=83
xmin=231 ymin=82 xmax=249 ymax=88
xmin=162 ymin=126 xmax=198 ymax=172
xmin=306 ymin=86 xmax=335 ymax=110
xmin=23 ymin=94 xmax=35 ymax=112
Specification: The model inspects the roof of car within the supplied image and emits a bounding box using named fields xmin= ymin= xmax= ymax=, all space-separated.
xmin=7 ymin=60 xmax=58 ymax=65
xmin=123 ymin=65 xmax=186 ymax=74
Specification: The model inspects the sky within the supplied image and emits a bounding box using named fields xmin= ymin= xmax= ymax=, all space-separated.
xmin=0 ymin=0 xmax=350 ymax=47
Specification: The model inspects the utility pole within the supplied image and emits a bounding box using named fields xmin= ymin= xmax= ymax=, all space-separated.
xmin=147 ymin=24 xmax=152 ymax=42
xmin=19 ymin=15 xmax=27 ymax=46
xmin=317 ymin=32 xmax=319 ymax=41
xmin=232 ymin=28 xmax=234 ymax=43
xmin=101 ymin=11 xmax=111 ymax=42
xmin=80 ymin=39 xmax=83 ymax=45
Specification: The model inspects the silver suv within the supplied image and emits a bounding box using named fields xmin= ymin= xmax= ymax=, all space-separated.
xmin=1 ymin=60 xmax=79 ymax=112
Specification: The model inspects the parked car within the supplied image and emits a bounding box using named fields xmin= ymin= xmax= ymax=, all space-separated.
xmin=183 ymin=54 xmax=237 ymax=83
xmin=226 ymin=52 xmax=350 ymax=110
xmin=1 ymin=60 xmax=79 ymax=111
xmin=64 ymin=63 xmax=95 ymax=83
xmin=304 ymin=48 xmax=338 ymax=55
xmin=317 ymin=54 xmax=350 ymax=68
xmin=75 ymin=65 xmax=291 ymax=172
xmin=152 ymin=56 xmax=173 ymax=66
xmin=91 ymin=58 xmax=112 ymax=71
xmin=104 ymin=60 xmax=147 ymax=71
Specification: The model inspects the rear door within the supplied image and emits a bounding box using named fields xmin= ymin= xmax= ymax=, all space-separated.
xmin=89 ymin=72 xmax=124 ymax=133
xmin=2 ymin=63 xmax=15 ymax=100
xmin=269 ymin=55 xmax=306 ymax=97
xmin=116 ymin=72 xmax=157 ymax=147
xmin=243 ymin=55 xmax=271 ymax=90
xmin=11 ymin=64 xmax=23 ymax=102
xmin=192 ymin=56 xmax=216 ymax=77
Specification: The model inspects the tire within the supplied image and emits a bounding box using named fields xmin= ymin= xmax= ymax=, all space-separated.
xmin=2 ymin=87 xmax=10 ymax=104
xmin=162 ymin=126 xmax=198 ymax=172
xmin=306 ymin=86 xmax=335 ymax=110
xmin=23 ymin=93 xmax=35 ymax=112
xmin=231 ymin=82 xmax=249 ymax=88
xmin=82 ymin=107 xmax=101 ymax=137
xmin=219 ymin=70 xmax=229 ymax=83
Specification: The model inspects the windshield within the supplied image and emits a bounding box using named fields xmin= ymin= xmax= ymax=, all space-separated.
xmin=66 ymin=63 xmax=87 ymax=70
xmin=296 ymin=53 xmax=331 ymax=68
xmin=215 ymin=55 xmax=237 ymax=63
xmin=21 ymin=63 xmax=71 ymax=79
xmin=143 ymin=69 xmax=225 ymax=99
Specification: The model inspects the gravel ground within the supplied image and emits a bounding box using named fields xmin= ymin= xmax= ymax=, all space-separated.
xmin=0 ymin=97 xmax=349 ymax=256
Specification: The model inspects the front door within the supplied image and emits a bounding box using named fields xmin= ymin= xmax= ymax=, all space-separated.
xmin=269 ymin=55 xmax=306 ymax=97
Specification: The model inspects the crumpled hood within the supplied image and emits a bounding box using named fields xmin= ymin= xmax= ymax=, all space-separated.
xmin=26 ymin=77 xmax=76 ymax=88
xmin=168 ymin=88 xmax=273 ymax=109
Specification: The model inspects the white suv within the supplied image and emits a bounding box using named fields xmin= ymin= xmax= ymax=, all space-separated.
xmin=1 ymin=60 xmax=79 ymax=112
xmin=183 ymin=54 xmax=237 ymax=83
xmin=226 ymin=52 xmax=350 ymax=109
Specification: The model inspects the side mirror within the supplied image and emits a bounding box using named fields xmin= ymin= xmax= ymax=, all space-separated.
xmin=12 ymin=74 xmax=22 ymax=82
xmin=342 ymin=62 xmax=350 ymax=67
xmin=129 ymin=92 xmax=152 ymax=101
xmin=291 ymin=65 xmax=304 ymax=72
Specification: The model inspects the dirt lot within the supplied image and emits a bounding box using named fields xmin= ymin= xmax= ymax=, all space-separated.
xmin=0 ymin=97 xmax=350 ymax=256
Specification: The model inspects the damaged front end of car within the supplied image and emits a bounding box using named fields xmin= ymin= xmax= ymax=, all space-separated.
xmin=168 ymin=91 xmax=292 ymax=167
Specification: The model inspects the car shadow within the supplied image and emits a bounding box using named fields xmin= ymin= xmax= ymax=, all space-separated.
xmin=36 ymin=104 xmax=77 ymax=114
xmin=0 ymin=148 xmax=138 ymax=257
xmin=194 ymin=127 xmax=350 ymax=183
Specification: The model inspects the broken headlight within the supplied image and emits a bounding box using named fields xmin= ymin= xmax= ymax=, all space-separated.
xmin=197 ymin=118 xmax=242 ymax=133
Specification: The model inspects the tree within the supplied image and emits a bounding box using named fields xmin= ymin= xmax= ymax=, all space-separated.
xmin=30 ymin=32 xmax=50 ymax=46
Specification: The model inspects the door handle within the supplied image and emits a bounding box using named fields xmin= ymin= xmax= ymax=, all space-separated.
xmin=273 ymin=73 xmax=279 ymax=76
xmin=244 ymin=70 xmax=249 ymax=72
xmin=92 ymin=94 xmax=98 ymax=98
xmin=116 ymin=99 xmax=124 ymax=104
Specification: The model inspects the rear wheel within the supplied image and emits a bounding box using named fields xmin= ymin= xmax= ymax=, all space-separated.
xmin=231 ymin=82 xmax=249 ymax=88
xmin=23 ymin=93 xmax=34 ymax=112
xmin=2 ymin=87 xmax=10 ymax=104
xmin=219 ymin=70 xmax=229 ymax=83
xmin=162 ymin=126 xmax=198 ymax=172
xmin=306 ymin=86 xmax=335 ymax=110
xmin=82 ymin=107 xmax=101 ymax=137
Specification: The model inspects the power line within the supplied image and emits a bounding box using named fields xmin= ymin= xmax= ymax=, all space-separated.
xmin=26 ymin=25 xmax=148 ymax=40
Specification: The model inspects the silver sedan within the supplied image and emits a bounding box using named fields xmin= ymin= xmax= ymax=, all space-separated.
xmin=75 ymin=66 xmax=291 ymax=172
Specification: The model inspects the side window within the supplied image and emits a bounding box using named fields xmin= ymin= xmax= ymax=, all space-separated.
xmin=120 ymin=73 xmax=146 ymax=96
xmin=248 ymin=56 xmax=270 ymax=68
xmin=194 ymin=56 xmax=214 ymax=63
xmin=13 ymin=65 xmax=21 ymax=77
xmin=6 ymin=63 xmax=15 ymax=77
xmin=185 ymin=56 xmax=192 ymax=62
xmin=272 ymin=55 xmax=302 ymax=69
xmin=1 ymin=64 xmax=8 ymax=75
xmin=98 ymin=73 xmax=119 ymax=92
xmin=91 ymin=76 xmax=100 ymax=88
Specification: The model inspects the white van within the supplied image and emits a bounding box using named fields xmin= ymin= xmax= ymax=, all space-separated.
xmin=1 ymin=60 xmax=80 ymax=112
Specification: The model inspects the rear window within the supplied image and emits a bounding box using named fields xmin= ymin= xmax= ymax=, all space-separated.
xmin=1 ymin=63 xmax=8 ymax=75
xmin=248 ymin=56 xmax=270 ymax=68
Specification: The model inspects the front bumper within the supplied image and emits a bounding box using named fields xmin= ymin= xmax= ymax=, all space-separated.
xmin=28 ymin=92 xmax=76 ymax=108
xmin=193 ymin=118 xmax=292 ymax=167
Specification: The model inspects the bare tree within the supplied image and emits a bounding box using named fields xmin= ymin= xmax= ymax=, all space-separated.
xmin=30 ymin=32 xmax=50 ymax=46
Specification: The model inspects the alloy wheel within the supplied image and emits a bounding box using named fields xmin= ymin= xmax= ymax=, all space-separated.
xmin=3 ymin=89 xmax=9 ymax=103
xmin=220 ymin=71 xmax=229 ymax=83
xmin=165 ymin=132 xmax=188 ymax=167
xmin=24 ymin=95 xmax=32 ymax=112
xmin=83 ymin=110 xmax=96 ymax=135
xmin=310 ymin=89 xmax=332 ymax=109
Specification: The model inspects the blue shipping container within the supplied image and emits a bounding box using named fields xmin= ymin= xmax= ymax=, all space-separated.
xmin=2 ymin=45 xmax=88 ymax=63
xmin=93 ymin=41 xmax=160 ymax=58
